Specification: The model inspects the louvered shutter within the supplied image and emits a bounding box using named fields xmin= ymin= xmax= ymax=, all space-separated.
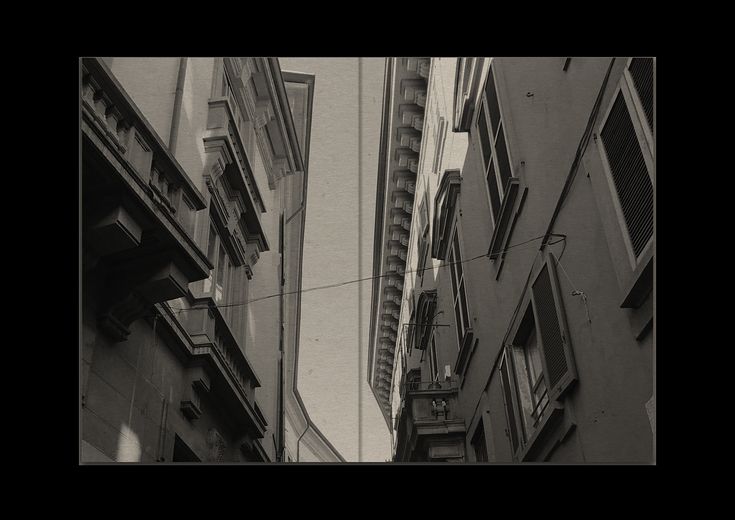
xmin=600 ymin=92 xmax=654 ymax=259
xmin=531 ymin=256 xmax=577 ymax=402
xmin=628 ymin=58 xmax=654 ymax=133
xmin=500 ymin=350 xmax=520 ymax=455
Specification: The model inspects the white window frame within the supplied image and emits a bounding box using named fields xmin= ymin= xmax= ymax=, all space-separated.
xmin=204 ymin=222 xmax=234 ymax=311
xmin=448 ymin=224 xmax=471 ymax=350
xmin=596 ymin=58 xmax=655 ymax=271
xmin=429 ymin=333 xmax=438 ymax=382
xmin=508 ymin=311 xmax=549 ymax=442
xmin=475 ymin=62 xmax=515 ymax=227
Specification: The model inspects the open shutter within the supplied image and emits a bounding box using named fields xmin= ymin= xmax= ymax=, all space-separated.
xmin=531 ymin=254 xmax=577 ymax=402
xmin=627 ymin=58 xmax=654 ymax=133
xmin=499 ymin=350 xmax=520 ymax=456
xmin=600 ymin=91 xmax=653 ymax=259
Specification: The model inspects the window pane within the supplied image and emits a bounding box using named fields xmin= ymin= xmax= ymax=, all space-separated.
xmin=448 ymin=246 xmax=458 ymax=292
xmin=477 ymin=107 xmax=492 ymax=168
xmin=484 ymin=67 xmax=501 ymax=136
xmin=429 ymin=336 xmax=438 ymax=382
xmin=472 ymin=423 xmax=489 ymax=462
xmin=216 ymin=245 xmax=225 ymax=302
xmin=495 ymin=123 xmax=512 ymax=193
xmin=511 ymin=345 xmax=535 ymax=440
xmin=500 ymin=356 xmax=520 ymax=451
xmin=207 ymin=225 xmax=217 ymax=262
xmin=459 ymin=279 xmax=469 ymax=334
xmin=486 ymin=159 xmax=501 ymax=221
xmin=204 ymin=225 xmax=218 ymax=294
xmin=524 ymin=326 xmax=542 ymax=386
xmin=453 ymin=300 xmax=463 ymax=349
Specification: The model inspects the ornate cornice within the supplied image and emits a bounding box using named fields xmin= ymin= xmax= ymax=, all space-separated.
xmin=369 ymin=58 xmax=431 ymax=422
xmin=225 ymin=58 xmax=304 ymax=191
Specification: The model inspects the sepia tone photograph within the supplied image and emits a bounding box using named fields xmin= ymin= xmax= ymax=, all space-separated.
xmin=80 ymin=57 xmax=655 ymax=464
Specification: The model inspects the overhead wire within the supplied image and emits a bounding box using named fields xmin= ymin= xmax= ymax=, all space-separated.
xmin=156 ymin=234 xmax=567 ymax=316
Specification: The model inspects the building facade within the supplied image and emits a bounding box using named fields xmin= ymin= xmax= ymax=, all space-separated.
xmin=81 ymin=57 xmax=342 ymax=462
xmin=368 ymin=57 xmax=655 ymax=463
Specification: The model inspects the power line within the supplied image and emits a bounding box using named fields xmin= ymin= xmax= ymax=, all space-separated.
xmin=164 ymin=234 xmax=565 ymax=314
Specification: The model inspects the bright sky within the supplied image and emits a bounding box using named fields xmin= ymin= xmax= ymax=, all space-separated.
xmin=279 ymin=58 xmax=391 ymax=462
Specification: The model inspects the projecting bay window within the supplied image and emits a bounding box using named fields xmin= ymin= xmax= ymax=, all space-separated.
xmin=499 ymin=251 xmax=577 ymax=460
xmin=448 ymin=229 xmax=470 ymax=350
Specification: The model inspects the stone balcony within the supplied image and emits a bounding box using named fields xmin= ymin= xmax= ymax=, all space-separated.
xmin=81 ymin=58 xmax=212 ymax=342
xmin=394 ymin=379 xmax=467 ymax=462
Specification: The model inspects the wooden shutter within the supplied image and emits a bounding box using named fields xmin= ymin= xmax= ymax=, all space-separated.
xmin=531 ymin=254 xmax=577 ymax=402
xmin=628 ymin=58 xmax=654 ymax=133
xmin=499 ymin=350 xmax=520 ymax=455
xmin=600 ymin=91 xmax=654 ymax=259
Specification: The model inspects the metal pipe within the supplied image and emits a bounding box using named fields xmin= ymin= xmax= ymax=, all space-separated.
xmin=296 ymin=423 xmax=309 ymax=462
xmin=168 ymin=57 xmax=189 ymax=154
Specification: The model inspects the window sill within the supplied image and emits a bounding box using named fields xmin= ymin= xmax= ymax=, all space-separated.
xmin=517 ymin=402 xmax=567 ymax=462
xmin=621 ymin=247 xmax=653 ymax=309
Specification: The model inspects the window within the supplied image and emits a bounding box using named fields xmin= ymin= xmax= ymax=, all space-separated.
xmin=508 ymin=308 xmax=549 ymax=440
xmin=432 ymin=117 xmax=447 ymax=174
xmin=203 ymin=223 xmax=233 ymax=311
xmin=216 ymin=244 xmax=227 ymax=303
xmin=499 ymin=252 xmax=577 ymax=459
xmin=416 ymin=193 xmax=430 ymax=280
xmin=472 ymin=421 xmax=489 ymax=462
xmin=476 ymin=64 xmax=514 ymax=225
xmin=429 ymin=334 xmax=438 ymax=382
xmin=448 ymin=228 xmax=470 ymax=348
xmin=598 ymin=58 xmax=654 ymax=266
xmin=203 ymin=224 xmax=218 ymax=294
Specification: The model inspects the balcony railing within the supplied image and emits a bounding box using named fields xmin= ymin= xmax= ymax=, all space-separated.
xmin=399 ymin=379 xmax=460 ymax=423
xmin=394 ymin=378 xmax=466 ymax=461
xmin=81 ymin=58 xmax=207 ymax=235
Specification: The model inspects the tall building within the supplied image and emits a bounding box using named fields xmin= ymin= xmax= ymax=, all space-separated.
xmin=81 ymin=57 xmax=342 ymax=462
xmin=368 ymin=57 xmax=655 ymax=463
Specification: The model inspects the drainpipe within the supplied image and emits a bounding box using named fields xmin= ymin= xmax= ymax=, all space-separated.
xmin=168 ymin=57 xmax=189 ymax=155
xmin=296 ymin=423 xmax=310 ymax=462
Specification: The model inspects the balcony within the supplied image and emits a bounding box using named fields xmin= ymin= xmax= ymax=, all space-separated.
xmin=81 ymin=58 xmax=212 ymax=342
xmin=174 ymin=299 xmax=268 ymax=442
xmin=394 ymin=379 xmax=466 ymax=462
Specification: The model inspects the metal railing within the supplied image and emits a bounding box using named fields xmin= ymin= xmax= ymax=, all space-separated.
xmin=402 ymin=379 xmax=456 ymax=393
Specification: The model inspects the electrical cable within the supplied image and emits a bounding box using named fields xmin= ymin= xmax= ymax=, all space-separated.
xmin=158 ymin=234 xmax=565 ymax=315
xmin=541 ymin=57 xmax=616 ymax=249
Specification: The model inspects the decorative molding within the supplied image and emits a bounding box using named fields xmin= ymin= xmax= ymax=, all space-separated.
xmin=180 ymin=366 xmax=211 ymax=421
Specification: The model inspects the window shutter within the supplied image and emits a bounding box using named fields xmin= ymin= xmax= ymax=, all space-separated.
xmin=531 ymin=257 xmax=577 ymax=402
xmin=600 ymin=92 xmax=654 ymax=259
xmin=500 ymin=351 xmax=520 ymax=455
xmin=628 ymin=58 xmax=654 ymax=133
